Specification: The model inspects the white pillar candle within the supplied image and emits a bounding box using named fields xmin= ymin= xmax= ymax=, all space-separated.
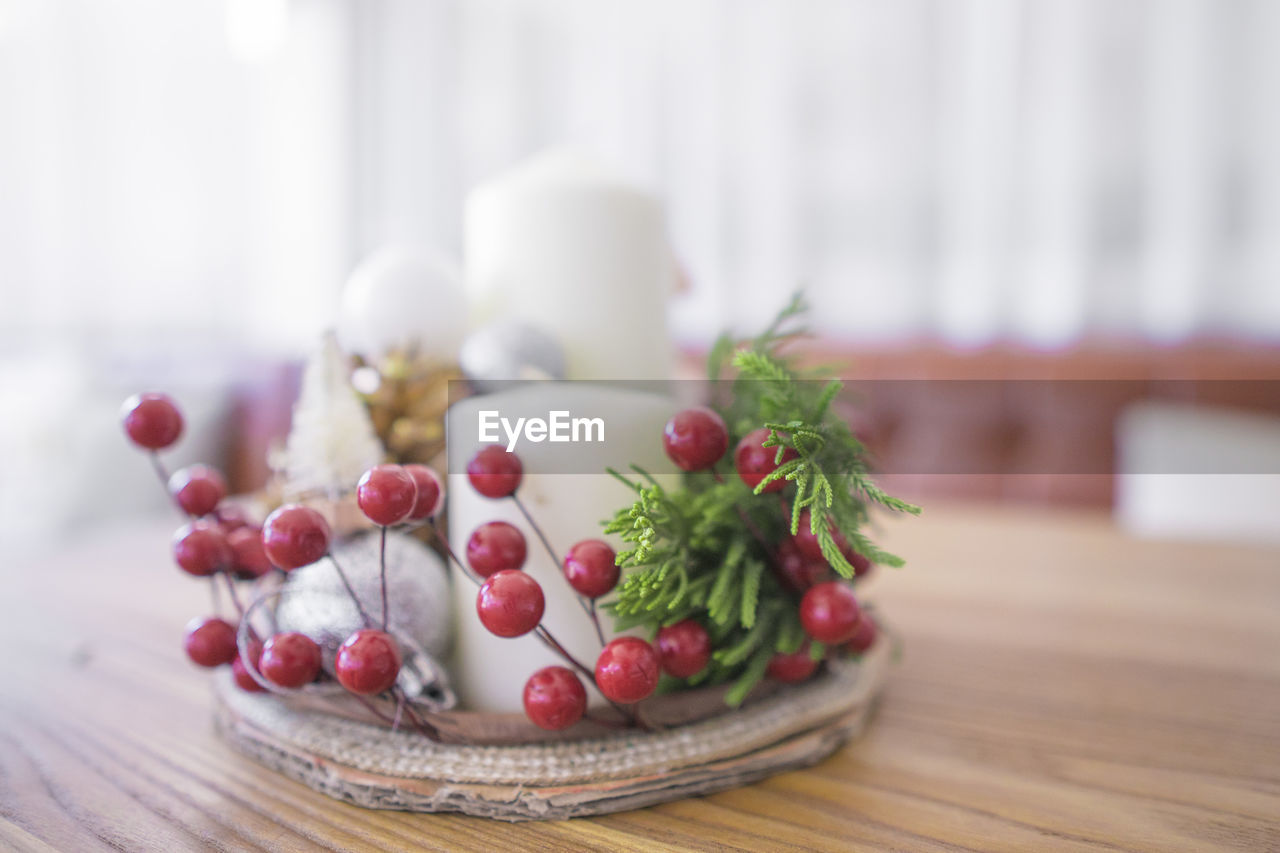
xmin=464 ymin=149 xmax=673 ymax=381
xmin=446 ymin=384 xmax=679 ymax=712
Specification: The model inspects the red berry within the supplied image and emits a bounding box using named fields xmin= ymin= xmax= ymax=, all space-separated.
xmin=655 ymin=620 xmax=711 ymax=679
xmin=168 ymin=464 xmax=227 ymax=517
xmin=232 ymin=655 xmax=267 ymax=692
xmin=767 ymin=645 xmax=820 ymax=683
xmin=799 ymin=582 xmax=862 ymax=645
xmin=562 ymin=539 xmax=620 ymax=599
xmin=846 ymin=617 xmax=878 ymax=654
xmin=356 ymin=464 xmax=417 ymax=526
xmin=775 ymin=539 xmax=833 ymax=593
xmin=662 ymin=407 xmax=729 ymax=471
xmin=259 ymin=632 xmax=322 ymax=688
xmin=261 ymin=504 xmax=331 ymax=570
xmin=466 ymin=521 xmax=527 ymax=577
xmin=121 ymin=392 xmax=183 ymax=450
xmin=334 ymin=629 xmax=402 ymax=695
xmin=522 ymin=666 xmax=588 ymax=731
xmin=735 ymin=428 xmax=798 ymax=493
xmin=594 ymin=637 xmax=660 ymax=704
xmin=172 ymin=521 xmax=233 ymax=576
xmin=476 ymin=570 xmax=544 ymax=637
xmin=467 ymin=446 xmax=523 ymax=498
xmin=793 ymin=509 xmax=873 ymax=577
xmin=183 ymin=617 xmax=238 ymax=667
xmin=404 ymin=464 xmax=443 ymax=520
xmin=228 ymin=526 xmax=273 ymax=579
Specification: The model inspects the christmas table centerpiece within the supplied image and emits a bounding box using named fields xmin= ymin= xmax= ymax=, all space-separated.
xmin=120 ymin=295 xmax=919 ymax=820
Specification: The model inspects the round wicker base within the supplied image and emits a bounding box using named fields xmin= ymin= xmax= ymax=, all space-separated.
xmin=213 ymin=640 xmax=889 ymax=821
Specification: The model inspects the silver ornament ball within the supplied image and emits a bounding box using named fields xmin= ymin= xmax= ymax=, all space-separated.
xmin=459 ymin=320 xmax=566 ymax=392
xmin=274 ymin=530 xmax=456 ymax=708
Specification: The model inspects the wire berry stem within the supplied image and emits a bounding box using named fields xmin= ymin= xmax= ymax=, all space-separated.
xmin=511 ymin=494 xmax=606 ymax=647
xmin=220 ymin=570 xmax=245 ymax=618
xmin=327 ymin=550 xmax=373 ymax=627
xmin=379 ymin=526 xmax=389 ymax=631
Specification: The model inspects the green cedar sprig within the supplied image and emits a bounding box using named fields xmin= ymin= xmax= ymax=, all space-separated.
xmin=602 ymin=292 xmax=919 ymax=706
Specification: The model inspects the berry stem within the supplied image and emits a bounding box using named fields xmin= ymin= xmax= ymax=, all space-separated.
xmin=511 ymin=493 xmax=562 ymax=564
xmin=220 ymin=570 xmax=245 ymax=618
xmin=426 ymin=518 xmax=478 ymax=587
xmin=349 ymin=692 xmax=398 ymax=727
xmin=393 ymin=686 xmax=442 ymax=740
xmin=512 ymin=494 xmax=606 ymax=647
xmin=587 ymin=600 xmax=605 ymax=647
xmin=390 ymin=692 xmax=404 ymax=732
xmin=533 ymin=626 xmax=594 ymax=682
xmin=148 ymin=451 xmax=171 ymax=491
xmin=379 ymin=526 xmax=389 ymax=632
xmin=148 ymin=451 xmax=189 ymax=518
xmin=327 ymin=551 xmax=373 ymax=627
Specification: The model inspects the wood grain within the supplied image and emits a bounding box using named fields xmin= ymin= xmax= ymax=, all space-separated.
xmin=1 ymin=505 xmax=1276 ymax=851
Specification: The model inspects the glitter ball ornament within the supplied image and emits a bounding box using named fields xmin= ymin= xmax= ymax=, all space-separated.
xmin=274 ymin=530 xmax=456 ymax=707
xmin=458 ymin=320 xmax=566 ymax=393
xmin=337 ymin=246 xmax=466 ymax=362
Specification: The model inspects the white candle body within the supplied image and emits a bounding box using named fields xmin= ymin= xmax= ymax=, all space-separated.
xmin=465 ymin=150 xmax=673 ymax=381
xmin=446 ymin=384 xmax=679 ymax=712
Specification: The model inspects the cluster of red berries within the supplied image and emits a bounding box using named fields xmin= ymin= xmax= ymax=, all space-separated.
xmin=129 ymin=389 xmax=878 ymax=737
xmin=662 ymin=406 xmax=801 ymax=495
xmin=662 ymin=406 xmax=879 ymax=680
xmin=462 ymin=445 xmax=682 ymax=730
xmin=460 ymin=405 xmax=878 ymax=732
xmin=124 ymin=392 xmax=445 ymax=702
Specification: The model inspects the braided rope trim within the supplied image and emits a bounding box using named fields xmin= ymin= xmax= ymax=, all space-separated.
xmin=214 ymin=640 xmax=889 ymax=788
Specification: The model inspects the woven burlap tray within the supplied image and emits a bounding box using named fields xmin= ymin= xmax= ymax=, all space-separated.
xmin=213 ymin=640 xmax=889 ymax=821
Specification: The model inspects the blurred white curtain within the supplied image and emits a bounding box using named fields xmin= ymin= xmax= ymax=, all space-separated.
xmin=352 ymin=0 xmax=1280 ymax=348
xmin=1 ymin=0 xmax=1277 ymax=353
xmin=0 ymin=0 xmax=355 ymax=544
xmin=0 ymin=0 xmax=353 ymax=356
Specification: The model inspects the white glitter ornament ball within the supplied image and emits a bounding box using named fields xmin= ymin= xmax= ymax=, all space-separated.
xmin=336 ymin=246 xmax=466 ymax=362
xmin=275 ymin=530 xmax=455 ymax=705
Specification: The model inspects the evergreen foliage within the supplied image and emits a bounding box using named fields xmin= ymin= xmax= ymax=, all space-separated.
xmin=602 ymin=294 xmax=919 ymax=705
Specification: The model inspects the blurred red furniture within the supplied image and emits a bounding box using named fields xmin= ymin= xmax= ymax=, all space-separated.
xmin=224 ymin=341 xmax=1280 ymax=509
xmin=795 ymin=341 xmax=1280 ymax=507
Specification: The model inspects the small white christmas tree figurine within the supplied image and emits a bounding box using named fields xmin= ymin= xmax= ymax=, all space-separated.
xmin=282 ymin=331 xmax=386 ymax=501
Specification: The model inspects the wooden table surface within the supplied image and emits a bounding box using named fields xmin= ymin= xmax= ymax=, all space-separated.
xmin=1 ymin=503 xmax=1277 ymax=852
